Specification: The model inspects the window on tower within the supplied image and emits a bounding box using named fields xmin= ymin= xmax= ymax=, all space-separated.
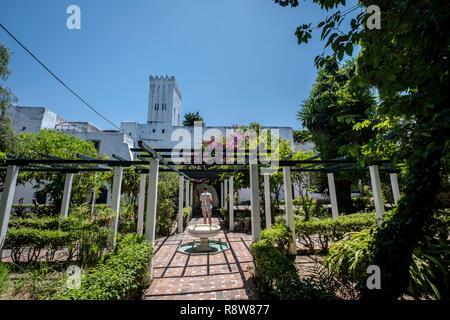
xmin=162 ymin=129 xmax=165 ymax=134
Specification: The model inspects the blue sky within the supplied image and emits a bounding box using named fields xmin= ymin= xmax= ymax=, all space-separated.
xmin=0 ymin=0 xmax=360 ymax=130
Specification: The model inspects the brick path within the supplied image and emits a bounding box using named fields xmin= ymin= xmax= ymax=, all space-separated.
xmin=143 ymin=212 xmax=258 ymax=300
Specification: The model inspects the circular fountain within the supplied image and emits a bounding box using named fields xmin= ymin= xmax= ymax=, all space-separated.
xmin=187 ymin=224 xmax=221 ymax=252
xmin=177 ymin=224 xmax=230 ymax=255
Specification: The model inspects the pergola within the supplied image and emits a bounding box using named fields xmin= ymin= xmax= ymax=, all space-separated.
xmin=0 ymin=141 xmax=402 ymax=262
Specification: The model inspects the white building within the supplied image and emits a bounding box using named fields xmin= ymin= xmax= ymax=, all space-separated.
xmin=6 ymin=75 xmax=310 ymax=204
xmin=121 ymin=75 xmax=294 ymax=150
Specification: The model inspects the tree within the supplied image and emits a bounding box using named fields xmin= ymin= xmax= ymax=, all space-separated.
xmin=299 ymin=59 xmax=377 ymax=214
xmin=274 ymin=0 xmax=450 ymax=299
xmin=292 ymin=129 xmax=312 ymax=143
xmin=0 ymin=44 xmax=18 ymax=160
xmin=182 ymin=111 xmax=204 ymax=126
xmin=17 ymin=129 xmax=110 ymax=209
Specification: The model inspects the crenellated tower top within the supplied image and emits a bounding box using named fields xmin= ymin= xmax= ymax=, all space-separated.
xmin=147 ymin=75 xmax=182 ymax=125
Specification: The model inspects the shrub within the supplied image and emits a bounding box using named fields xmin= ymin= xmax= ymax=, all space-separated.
xmin=8 ymin=216 xmax=84 ymax=231
xmin=56 ymin=234 xmax=153 ymax=300
xmin=183 ymin=207 xmax=192 ymax=227
xmin=295 ymin=213 xmax=376 ymax=253
xmin=324 ymin=227 xmax=450 ymax=300
xmin=219 ymin=208 xmax=228 ymax=224
xmin=249 ymin=240 xmax=298 ymax=299
xmin=250 ymin=240 xmax=336 ymax=300
xmin=73 ymin=228 xmax=110 ymax=267
xmin=273 ymin=275 xmax=337 ymax=300
xmin=261 ymin=223 xmax=292 ymax=256
xmin=324 ymin=228 xmax=375 ymax=288
xmin=0 ymin=263 xmax=9 ymax=295
xmin=4 ymin=221 xmax=110 ymax=266
xmin=274 ymin=213 xmax=303 ymax=225
xmin=156 ymin=198 xmax=176 ymax=236
xmin=5 ymin=228 xmax=76 ymax=264
xmin=294 ymin=195 xmax=320 ymax=221
xmin=407 ymin=239 xmax=450 ymax=300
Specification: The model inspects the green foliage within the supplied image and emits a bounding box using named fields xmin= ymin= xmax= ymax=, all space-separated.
xmin=250 ymin=240 xmax=336 ymax=300
xmin=295 ymin=212 xmax=376 ymax=253
xmin=5 ymin=215 xmax=110 ymax=266
xmin=0 ymin=44 xmax=18 ymax=157
xmin=294 ymin=195 xmax=321 ymax=221
xmin=182 ymin=206 xmax=192 ymax=228
xmin=292 ymin=129 xmax=312 ymax=143
xmin=249 ymin=240 xmax=298 ymax=299
xmin=407 ymin=239 xmax=450 ymax=300
xmin=0 ymin=263 xmax=9 ymax=295
xmin=5 ymin=228 xmax=76 ymax=264
xmin=325 ymin=227 xmax=450 ymax=300
xmin=8 ymin=216 xmax=82 ymax=231
xmin=324 ymin=228 xmax=375 ymax=287
xmin=16 ymin=130 xmax=109 ymax=208
xmin=155 ymin=172 xmax=179 ymax=236
xmin=182 ymin=111 xmax=204 ymax=126
xmin=275 ymin=0 xmax=450 ymax=299
xmin=273 ymin=274 xmax=337 ymax=300
xmin=261 ymin=223 xmax=292 ymax=256
xmin=56 ymin=234 xmax=153 ymax=300
xmin=299 ymin=60 xmax=376 ymax=214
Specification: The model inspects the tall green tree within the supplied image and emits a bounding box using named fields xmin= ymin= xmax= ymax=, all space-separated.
xmin=299 ymin=59 xmax=376 ymax=214
xmin=0 ymin=44 xmax=18 ymax=159
xmin=182 ymin=111 xmax=204 ymax=126
xmin=17 ymin=130 xmax=109 ymax=209
xmin=275 ymin=0 xmax=450 ymax=299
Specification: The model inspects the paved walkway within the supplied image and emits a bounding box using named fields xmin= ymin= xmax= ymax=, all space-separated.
xmin=143 ymin=212 xmax=258 ymax=300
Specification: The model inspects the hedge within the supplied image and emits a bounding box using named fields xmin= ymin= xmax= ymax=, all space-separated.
xmin=249 ymin=240 xmax=298 ymax=299
xmin=260 ymin=223 xmax=292 ymax=256
xmin=4 ymin=225 xmax=110 ymax=265
xmin=56 ymin=234 xmax=153 ymax=300
xmin=295 ymin=213 xmax=377 ymax=253
xmin=4 ymin=228 xmax=76 ymax=263
xmin=7 ymin=216 xmax=86 ymax=231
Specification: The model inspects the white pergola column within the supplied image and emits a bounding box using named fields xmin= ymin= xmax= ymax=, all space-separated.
xmin=185 ymin=180 xmax=190 ymax=208
xmin=178 ymin=175 xmax=184 ymax=233
xmin=60 ymin=173 xmax=74 ymax=218
xmin=108 ymin=166 xmax=123 ymax=247
xmin=390 ymin=173 xmax=400 ymax=204
xmin=90 ymin=188 xmax=96 ymax=217
xmin=369 ymin=165 xmax=385 ymax=226
xmin=0 ymin=165 xmax=19 ymax=251
xmin=145 ymin=159 xmax=159 ymax=279
xmin=224 ymin=180 xmax=228 ymax=210
xmin=229 ymin=176 xmax=234 ymax=231
xmin=249 ymin=164 xmax=261 ymax=242
xmin=137 ymin=173 xmax=147 ymax=235
xmin=263 ymin=174 xmax=272 ymax=229
xmin=190 ymin=183 xmax=193 ymax=211
xmin=283 ymin=167 xmax=296 ymax=255
xmin=220 ymin=181 xmax=224 ymax=208
xmin=327 ymin=173 xmax=339 ymax=220
xmin=145 ymin=159 xmax=159 ymax=243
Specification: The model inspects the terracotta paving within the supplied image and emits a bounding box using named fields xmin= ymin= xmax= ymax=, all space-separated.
xmin=143 ymin=213 xmax=258 ymax=300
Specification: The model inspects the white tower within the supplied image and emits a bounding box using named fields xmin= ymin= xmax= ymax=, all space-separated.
xmin=147 ymin=75 xmax=182 ymax=126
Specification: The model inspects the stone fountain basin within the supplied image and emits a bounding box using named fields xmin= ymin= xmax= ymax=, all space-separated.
xmin=187 ymin=224 xmax=221 ymax=238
